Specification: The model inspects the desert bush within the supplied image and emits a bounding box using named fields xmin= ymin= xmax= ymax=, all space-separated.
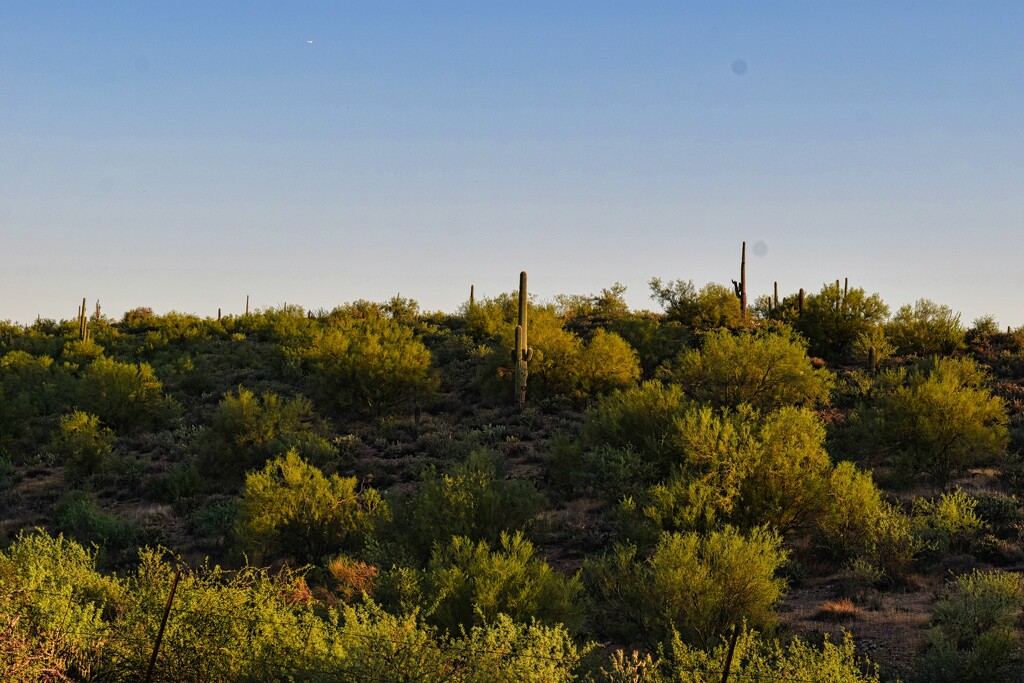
xmin=477 ymin=303 xmax=641 ymax=402
xmin=886 ymin=298 xmax=965 ymax=356
xmin=666 ymin=326 xmax=834 ymax=410
xmin=585 ymin=527 xmax=787 ymax=648
xmin=851 ymin=326 xmax=894 ymax=368
xmin=56 ymin=493 xmax=141 ymax=559
xmin=236 ymin=450 xmax=388 ymax=564
xmin=866 ymin=357 xmax=1008 ymax=484
xmin=397 ymin=448 xmax=546 ymax=561
xmin=78 ymin=356 xmax=170 ymax=431
xmin=913 ymin=489 xmax=986 ymax=555
xmin=581 ymin=381 xmax=691 ymax=473
xmin=814 ymin=462 xmax=919 ymax=582
xmin=304 ymin=315 xmax=438 ymax=417
xmin=0 ymin=350 xmax=64 ymax=436
xmin=793 ymin=282 xmax=889 ymax=359
xmin=662 ymin=628 xmax=882 ymax=683
xmin=648 ymin=279 xmax=744 ymax=330
xmin=972 ymin=493 xmax=1022 ymax=533
xmin=919 ymin=570 xmax=1024 ymax=683
xmin=624 ymin=405 xmax=832 ymax=538
xmin=201 ymin=386 xmax=332 ymax=478
xmin=423 ymin=531 xmax=583 ymax=635
xmin=604 ymin=313 xmax=690 ymax=377
xmin=60 ymin=338 xmax=106 ymax=367
xmin=48 ymin=410 xmax=115 ymax=482
xmin=0 ymin=531 xmax=119 ymax=681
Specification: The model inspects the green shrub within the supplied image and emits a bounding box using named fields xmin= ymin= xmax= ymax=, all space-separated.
xmin=607 ymin=313 xmax=691 ymax=379
xmin=913 ymin=489 xmax=986 ymax=555
xmin=304 ymin=315 xmax=438 ymax=417
xmin=886 ymin=298 xmax=966 ymax=356
xmin=582 ymin=381 xmax=691 ymax=474
xmin=423 ymin=531 xmax=584 ymax=635
xmin=814 ymin=462 xmax=919 ymax=582
xmin=0 ymin=531 xmax=119 ymax=681
xmin=919 ymin=570 xmax=1024 ymax=683
xmin=667 ymin=326 xmax=834 ymax=410
xmin=851 ymin=326 xmax=894 ymax=369
xmin=793 ymin=282 xmax=889 ymax=359
xmin=867 ymin=357 xmax=1008 ymax=484
xmin=0 ymin=531 xmax=587 ymax=682
xmin=662 ymin=628 xmax=882 ymax=683
xmin=201 ymin=386 xmax=332 ymax=479
xmin=236 ymin=450 xmax=388 ymax=564
xmin=56 ymin=493 xmax=140 ymax=558
xmin=648 ymin=279 xmax=743 ymax=330
xmin=78 ymin=356 xmax=170 ymax=431
xmin=398 ymin=448 xmax=546 ymax=561
xmin=48 ymin=410 xmax=115 ymax=482
xmin=623 ymin=405 xmax=832 ymax=537
xmin=585 ymin=527 xmax=787 ymax=648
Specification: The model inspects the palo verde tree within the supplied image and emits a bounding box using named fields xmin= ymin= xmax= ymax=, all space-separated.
xmin=864 ymin=357 xmax=1008 ymax=485
xmin=236 ymin=449 xmax=388 ymax=564
xmin=649 ymin=279 xmax=744 ymax=331
xmin=303 ymin=313 xmax=438 ymax=418
xmin=793 ymin=281 xmax=889 ymax=360
xmin=885 ymin=298 xmax=966 ymax=357
xmin=665 ymin=326 xmax=834 ymax=411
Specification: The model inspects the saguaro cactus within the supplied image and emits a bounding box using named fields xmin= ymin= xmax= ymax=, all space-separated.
xmin=731 ymin=242 xmax=747 ymax=322
xmin=469 ymin=284 xmax=475 ymax=309
xmin=798 ymin=288 xmax=805 ymax=313
xmin=79 ymin=297 xmax=90 ymax=341
xmin=513 ymin=271 xmax=533 ymax=410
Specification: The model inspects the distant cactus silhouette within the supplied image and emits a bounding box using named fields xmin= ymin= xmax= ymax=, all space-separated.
xmin=731 ymin=241 xmax=747 ymax=322
xmin=514 ymin=271 xmax=532 ymax=410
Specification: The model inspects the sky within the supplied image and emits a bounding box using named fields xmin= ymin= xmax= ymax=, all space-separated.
xmin=2 ymin=2 xmax=1023 ymax=327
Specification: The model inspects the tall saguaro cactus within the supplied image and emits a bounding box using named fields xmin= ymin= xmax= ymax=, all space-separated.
xmin=78 ymin=297 xmax=90 ymax=341
xmin=731 ymin=242 xmax=747 ymax=322
xmin=514 ymin=271 xmax=533 ymax=410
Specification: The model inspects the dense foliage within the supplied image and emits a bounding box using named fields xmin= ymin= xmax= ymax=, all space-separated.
xmin=1 ymin=276 xmax=1021 ymax=681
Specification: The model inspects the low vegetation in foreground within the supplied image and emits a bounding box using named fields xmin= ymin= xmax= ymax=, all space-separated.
xmin=3 ymin=272 xmax=1024 ymax=682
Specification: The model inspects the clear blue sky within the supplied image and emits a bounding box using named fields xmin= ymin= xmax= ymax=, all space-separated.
xmin=2 ymin=2 xmax=1023 ymax=326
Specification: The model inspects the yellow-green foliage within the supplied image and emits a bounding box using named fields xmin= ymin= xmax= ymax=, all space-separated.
xmin=815 ymin=462 xmax=919 ymax=582
xmin=582 ymin=381 xmax=691 ymax=471
xmin=202 ymin=386 xmax=333 ymax=477
xmin=424 ymin=531 xmax=584 ymax=635
xmin=304 ymin=315 xmax=437 ymax=416
xmin=913 ymin=489 xmax=986 ymax=555
xmin=585 ymin=527 xmax=787 ymax=648
xmin=48 ymin=410 xmax=115 ymax=482
xmin=0 ymin=532 xmax=119 ymax=682
xmin=921 ymin=570 xmax=1024 ymax=683
xmin=79 ymin=355 xmax=169 ymax=431
xmin=237 ymin=450 xmax=388 ymax=563
xmin=623 ymin=404 xmax=832 ymax=536
xmin=869 ymin=357 xmax=1008 ymax=484
xmin=668 ymin=326 xmax=834 ymax=410
xmin=663 ymin=628 xmax=882 ymax=683
xmin=399 ymin=448 xmax=546 ymax=561
xmin=471 ymin=295 xmax=641 ymax=401
xmin=793 ymin=282 xmax=889 ymax=359
xmin=886 ymin=298 xmax=966 ymax=356
xmin=648 ymin=279 xmax=744 ymax=331
xmin=0 ymin=530 xmax=585 ymax=682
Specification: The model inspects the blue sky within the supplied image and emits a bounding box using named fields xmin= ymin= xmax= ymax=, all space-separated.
xmin=2 ymin=2 xmax=1023 ymax=326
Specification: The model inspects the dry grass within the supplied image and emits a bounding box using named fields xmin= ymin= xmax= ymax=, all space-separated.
xmin=816 ymin=597 xmax=861 ymax=621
